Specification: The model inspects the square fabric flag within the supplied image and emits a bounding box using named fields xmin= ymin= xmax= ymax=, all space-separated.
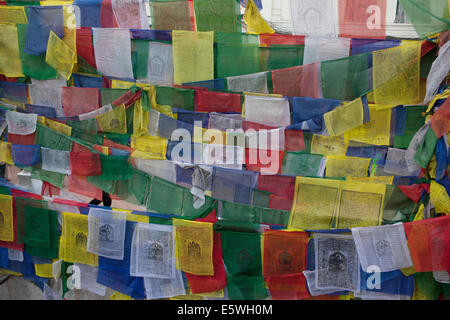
xmin=130 ymin=222 xmax=175 ymax=279
xmin=173 ymin=219 xmax=214 ymax=276
xmin=352 ymin=223 xmax=413 ymax=272
xmin=93 ymin=28 xmax=134 ymax=79
xmin=263 ymin=230 xmax=309 ymax=277
xmin=314 ymin=233 xmax=360 ymax=292
xmin=87 ymin=208 xmax=127 ymax=260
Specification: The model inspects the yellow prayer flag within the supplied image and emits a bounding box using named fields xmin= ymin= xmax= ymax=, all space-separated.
xmin=373 ymin=42 xmax=421 ymax=107
xmin=324 ymin=98 xmax=364 ymax=137
xmin=96 ymin=105 xmax=127 ymax=134
xmin=173 ymin=219 xmax=214 ymax=276
xmin=0 ymin=24 xmax=24 ymax=77
xmin=45 ymin=30 xmax=76 ymax=80
xmin=311 ymin=135 xmax=349 ymax=156
xmin=344 ymin=105 xmax=391 ymax=146
xmin=288 ymin=177 xmax=342 ymax=230
xmin=0 ymin=141 xmax=14 ymax=165
xmin=60 ymin=212 xmax=98 ymax=266
xmin=430 ymin=181 xmax=450 ymax=215
xmin=172 ymin=30 xmax=214 ymax=85
xmin=0 ymin=194 xmax=14 ymax=242
xmin=35 ymin=263 xmax=54 ymax=278
xmin=0 ymin=6 xmax=28 ymax=24
xmin=325 ymin=155 xmax=371 ymax=178
xmin=131 ymin=135 xmax=167 ymax=160
xmin=335 ymin=181 xmax=385 ymax=229
xmin=45 ymin=118 xmax=72 ymax=137
xmin=243 ymin=0 xmax=275 ymax=34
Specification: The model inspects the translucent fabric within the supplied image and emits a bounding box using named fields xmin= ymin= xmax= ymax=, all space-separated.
xmin=372 ymin=42 xmax=421 ymax=107
xmin=290 ymin=0 xmax=338 ymax=37
xmin=144 ymin=269 xmax=186 ymax=300
xmin=96 ymin=106 xmax=127 ymax=134
xmin=98 ymin=154 xmax=132 ymax=181
xmin=150 ymin=0 xmax=193 ymax=31
xmin=76 ymin=27 xmax=97 ymax=68
xmin=133 ymin=158 xmax=176 ymax=183
xmin=303 ymin=270 xmax=342 ymax=296
xmin=6 ymin=111 xmax=37 ymax=135
xmin=357 ymin=270 xmax=415 ymax=300
xmin=344 ymin=105 xmax=391 ymax=146
xmin=208 ymin=113 xmax=242 ymax=132
xmin=291 ymin=97 xmax=341 ymax=124
xmin=68 ymin=175 xmax=103 ymax=200
xmin=79 ymin=104 xmax=112 ymax=121
xmin=114 ymin=168 xmax=151 ymax=206
xmin=16 ymin=24 xmax=59 ymax=80
xmin=338 ymin=0 xmax=387 ymax=39
xmin=60 ymin=211 xmax=98 ymax=266
xmin=321 ymin=54 xmax=371 ymax=101
xmin=147 ymin=176 xmax=184 ymax=215
xmin=324 ymin=98 xmax=365 ymax=137
xmin=262 ymin=230 xmax=309 ymax=277
xmin=24 ymin=206 xmax=59 ymax=260
xmin=155 ymin=86 xmax=195 ymax=111
xmin=130 ymin=222 xmax=175 ymax=278
xmin=69 ymin=152 xmax=102 ymax=176
xmin=62 ymin=87 xmax=100 ymax=117
xmin=111 ymin=0 xmax=149 ymax=29
xmin=24 ymin=6 xmax=65 ymax=55
xmin=314 ymin=233 xmax=360 ymax=292
xmin=424 ymin=41 xmax=450 ymax=103
xmin=281 ymin=152 xmax=325 ymax=177
xmin=0 ymin=194 xmax=14 ymax=242
xmin=413 ymin=125 xmax=438 ymax=169
xmin=195 ymin=91 xmax=241 ymax=113
xmin=0 ymin=24 xmax=24 ymax=77
xmin=311 ymin=135 xmax=349 ymax=156
xmin=173 ymin=219 xmax=214 ymax=276
xmin=398 ymin=0 xmax=450 ymax=39
xmin=352 ymin=223 xmax=413 ymax=272
xmin=45 ymin=31 xmax=76 ymax=80
xmin=87 ymin=208 xmax=127 ymax=260
xmin=220 ymin=230 xmax=267 ymax=300
xmin=41 ymin=147 xmax=71 ymax=175
xmin=73 ymin=263 xmax=107 ymax=296
xmin=142 ymin=41 xmax=174 ymax=86
xmin=226 ymin=72 xmax=269 ymax=94
xmin=289 ymin=177 xmax=341 ymax=230
xmin=93 ymin=28 xmax=134 ymax=79
xmin=172 ymin=30 xmax=214 ymax=85
xmin=0 ymin=6 xmax=28 ymax=24
xmin=303 ymin=37 xmax=350 ymax=65
xmin=384 ymin=148 xmax=421 ymax=176
xmin=325 ymin=155 xmax=371 ymax=178
xmin=244 ymin=95 xmax=291 ymax=127
xmin=336 ymin=182 xmax=385 ymax=229
xmin=403 ymin=215 xmax=450 ymax=272
xmin=194 ymin=0 xmax=240 ymax=32
xmin=29 ymin=85 xmax=64 ymax=117
xmin=216 ymin=43 xmax=261 ymax=79
xmin=272 ymin=64 xmax=319 ymax=98
xmin=211 ymin=167 xmax=258 ymax=205
xmin=11 ymin=144 xmax=41 ymax=167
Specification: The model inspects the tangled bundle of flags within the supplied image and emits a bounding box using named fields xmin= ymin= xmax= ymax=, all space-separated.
xmin=0 ymin=0 xmax=449 ymax=300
